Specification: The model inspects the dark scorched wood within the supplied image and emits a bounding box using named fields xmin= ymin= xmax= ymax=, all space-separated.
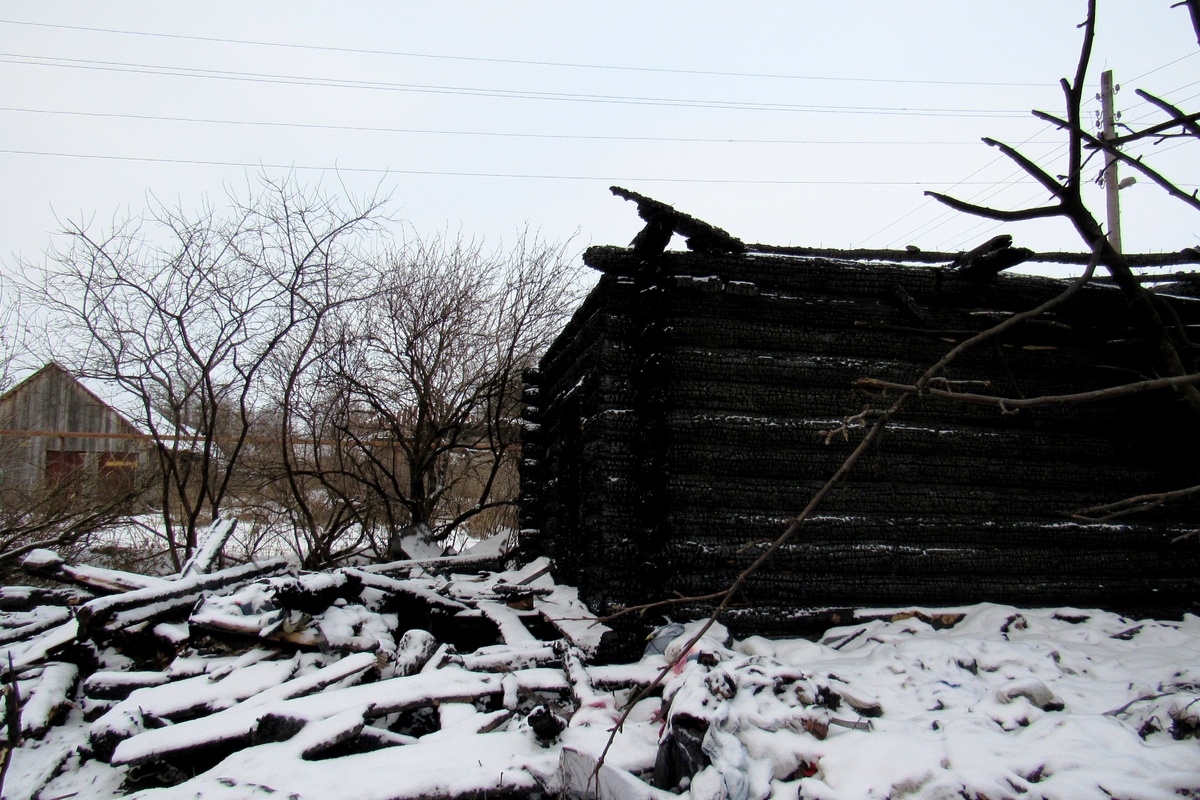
xmin=520 ymin=246 xmax=1200 ymax=650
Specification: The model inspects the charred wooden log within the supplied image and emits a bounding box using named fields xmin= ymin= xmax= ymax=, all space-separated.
xmin=951 ymin=234 xmax=1034 ymax=279
xmin=22 ymin=549 xmax=168 ymax=594
xmin=609 ymin=186 xmax=747 ymax=257
xmin=0 ymin=586 xmax=91 ymax=610
xmin=75 ymin=559 xmax=288 ymax=638
xmin=179 ymin=518 xmax=238 ymax=578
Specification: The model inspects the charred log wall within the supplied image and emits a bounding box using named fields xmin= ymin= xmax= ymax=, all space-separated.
xmin=521 ymin=247 xmax=1200 ymax=639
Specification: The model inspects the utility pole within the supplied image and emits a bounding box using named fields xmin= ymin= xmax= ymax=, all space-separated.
xmin=1100 ymin=69 xmax=1122 ymax=254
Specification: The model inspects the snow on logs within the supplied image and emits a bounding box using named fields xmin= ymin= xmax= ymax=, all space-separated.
xmin=1 ymin=545 xmax=633 ymax=798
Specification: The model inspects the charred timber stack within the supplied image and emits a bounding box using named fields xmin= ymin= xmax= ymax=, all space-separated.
xmin=520 ymin=189 xmax=1200 ymax=650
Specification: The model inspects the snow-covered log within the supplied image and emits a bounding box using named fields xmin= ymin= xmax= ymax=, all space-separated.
xmin=83 ymin=670 xmax=171 ymax=701
xmin=459 ymin=643 xmax=557 ymax=672
xmin=109 ymin=663 xmax=570 ymax=768
xmin=1 ymin=620 xmax=78 ymax=676
xmin=179 ymin=518 xmax=238 ymax=578
xmin=90 ymin=657 xmax=303 ymax=761
xmin=18 ymin=662 xmax=78 ymax=739
xmin=343 ymin=569 xmax=468 ymax=613
xmin=0 ymin=586 xmax=92 ymax=610
xmin=0 ymin=607 xmax=72 ymax=646
xmin=556 ymin=642 xmax=601 ymax=710
xmin=478 ymin=601 xmax=539 ymax=646
xmin=110 ymin=665 xmax=498 ymax=766
xmin=21 ymin=549 xmax=168 ymax=594
xmin=355 ymin=551 xmax=508 ymax=577
xmin=290 ymin=706 xmax=371 ymax=760
xmin=76 ymin=558 xmax=288 ymax=636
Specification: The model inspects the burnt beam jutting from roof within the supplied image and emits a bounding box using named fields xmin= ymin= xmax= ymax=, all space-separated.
xmin=609 ymin=186 xmax=747 ymax=258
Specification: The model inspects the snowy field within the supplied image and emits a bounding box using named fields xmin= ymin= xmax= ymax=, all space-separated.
xmin=2 ymin=547 xmax=1198 ymax=800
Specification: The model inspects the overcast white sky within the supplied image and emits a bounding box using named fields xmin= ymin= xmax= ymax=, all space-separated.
xmin=2 ymin=2 xmax=1198 ymax=280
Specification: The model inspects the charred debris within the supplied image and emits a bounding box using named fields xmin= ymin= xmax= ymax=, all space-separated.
xmin=0 ymin=519 xmax=902 ymax=799
xmin=0 ymin=520 xmax=628 ymax=796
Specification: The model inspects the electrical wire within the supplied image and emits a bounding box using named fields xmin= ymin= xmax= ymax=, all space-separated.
xmin=0 ymin=147 xmax=1053 ymax=185
xmin=1126 ymin=51 xmax=1200 ymax=84
xmin=0 ymin=53 xmax=1035 ymax=117
xmin=879 ymin=132 xmax=1068 ymax=248
xmin=0 ymin=107 xmax=1047 ymax=146
xmin=0 ymin=19 xmax=1059 ymax=88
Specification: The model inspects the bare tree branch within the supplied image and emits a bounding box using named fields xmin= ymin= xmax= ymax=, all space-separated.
xmin=923 ymin=192 xmax=1063 ymax=222
xmin=1173 ymin=0 xmax=1200 ymax=48
xmin=1033 ymin=109 xmax=1200 ymax=214
xmin=857 ymin=372 xmax=1200 ymax=411
xmin=1072 ymin=482 xmax=1200 ymax=522
xmin=1135 ymin=89 xmax=1200 ymax=138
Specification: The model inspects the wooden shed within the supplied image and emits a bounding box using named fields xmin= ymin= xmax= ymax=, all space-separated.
xmin=0 ymin=362 xmax=145 ymax=493
xmin=519 ymin=195 xmax=1200 ymax=651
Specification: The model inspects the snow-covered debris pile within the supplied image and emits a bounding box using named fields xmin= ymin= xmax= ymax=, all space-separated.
xmin=1 ymin=526 xmax=1198 ymax=799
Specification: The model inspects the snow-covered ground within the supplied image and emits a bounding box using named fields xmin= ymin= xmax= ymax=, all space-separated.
xmin=2 ymin=551 xmax=1198 ymax=800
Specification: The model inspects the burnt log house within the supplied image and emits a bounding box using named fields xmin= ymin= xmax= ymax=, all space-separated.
xmin=520 ymin=195 xmax=1200 ymax=649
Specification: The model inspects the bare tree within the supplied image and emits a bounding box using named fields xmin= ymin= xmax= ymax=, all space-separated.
xmin=1 ymin=277 xmax=149 ymax=575
xmin=920 ymin=0 xmax=1200 ymax=516
xmin=0 ymin=274 xmax=34 ymax=394
xmin=28 ymin=176 xmax=387 ymax=568
xmin=273 ymin=231 xmax=581 ymax=567
xmin=0 ymin=457 xmax=153 ymax=579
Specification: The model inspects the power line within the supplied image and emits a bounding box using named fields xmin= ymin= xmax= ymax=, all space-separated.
xmin=0 ymin=18 xmax=1058 ymax=89
xmin=0 ymin=53 xmax=1035 ymax=118
xmin=1127 ymin=51 xmax=1200 ymax=84
xmin=0 ymin=147 xmax=1048 ymax=185
xmin=879 ymin=127 xmax=1067 ymax=248
xmin=0 ymin=107 xmax=1048 ymax=146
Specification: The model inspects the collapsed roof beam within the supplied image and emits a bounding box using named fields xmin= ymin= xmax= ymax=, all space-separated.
xmin=610 ymin=186 xmax=747 ymax=257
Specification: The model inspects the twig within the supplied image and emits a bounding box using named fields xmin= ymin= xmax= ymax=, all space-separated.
xmin=857 ymin=372 xmax=1200 ymax=410
xmin=1033 ymin=109 xmax=1200 ymax=214
xmin=1072 ymin=483 xmax=1200 ymax=522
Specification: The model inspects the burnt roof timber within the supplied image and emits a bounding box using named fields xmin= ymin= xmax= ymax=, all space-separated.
xmin=746 ymin=243 xmax=1200 ymax=268
xmin=610 ymin=185 xmax=746 ymax=256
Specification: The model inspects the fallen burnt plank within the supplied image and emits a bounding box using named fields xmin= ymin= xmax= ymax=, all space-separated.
xmin=1 ymin=619 xmax=78 ymax=676
xmin=0 ymin=606 xmax=72 ymax=646
xmin=357 ymin=552 xmax=507 ymax=577
xmin=18 ymin=661 xmax=79 ymax=739
xmin=22 ymin=549 xmax=169 ymax=594
xmin=270 ymin=570 xmax=365 ymax=613
xmin=83 ymin=670 xmax=171 ymax=701
xmin=179 ymin=518 xmax=239 ymax=578
xmin=188 ymin=608 xmax=382 ymax=653
xmin=109 ymin=663 xmax=548 ymax=767
xmin=343 ymin=569 xmax=468 ymax=613
xmin=478 ymin=601 xmax=540 ymax=647
xmin=459 ymin=643 xmax=558 ymax=672
xmin=556 ymin=643 xmax=602 ymax=709
xmin=90 ymin=657 xmax=303 ymax=761
xmin=257 ymin=706 xmax=372 ymax=760
xmin=76 ymin=558 xmax=289 ymax=637
xmin=99 ymin=652 xmax=381 ymax=765
xmin=0 ymin=586 xmax=92 ymax=610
